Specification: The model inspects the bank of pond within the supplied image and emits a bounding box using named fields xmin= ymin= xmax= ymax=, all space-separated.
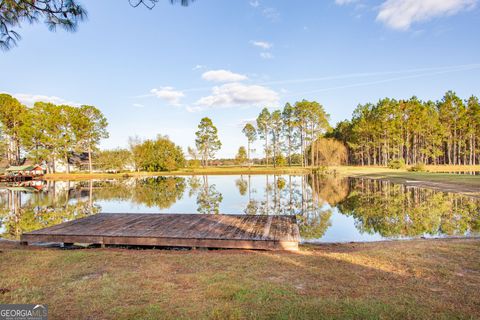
xmin=0 ymin=174 xmax=479 ymax=243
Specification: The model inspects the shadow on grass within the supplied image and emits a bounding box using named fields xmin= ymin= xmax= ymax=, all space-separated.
xmin=1 ymin=239 xmax=479 ymax=319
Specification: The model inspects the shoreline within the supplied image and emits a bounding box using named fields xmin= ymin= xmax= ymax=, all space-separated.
xmin=40 ymin=165 xmax=480 ymax=197
xmin=3 ymin=234 xmax=479 ymax=248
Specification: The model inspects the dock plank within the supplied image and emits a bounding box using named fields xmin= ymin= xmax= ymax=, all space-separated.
xmin=21 ymin=213 xmax=300 ymax=251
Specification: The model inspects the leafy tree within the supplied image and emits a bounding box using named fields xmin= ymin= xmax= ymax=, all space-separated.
xmin=76 ymin=105 xmax=109 ymax=173
xmin=281 ymin=102 xmax=297 ymax=166
xmin=187 ymin=146 xmax=201 ymax=168
xmin=0 ymin=0 xmax=194 ymax=50
xmin=0 ymin=0 xmax=87 ymax=50
xmin=235 ymin=146 xmax=247 ymax=165
xmin=293 ymin=100 xmax=310 ymax=167
xmin=57 ymin=105 xmax=80 ymax=174
xmin=242 ymin=123 xmax=257 ymax=166
xmin=15 ymin=101 xmax=109 ymax=173
xmin=195 ymin=117 xmax=221 ymax=167
xmin=330 ymin=91 xmax=480 ymax=166
xmin=24 ymin=102 xmax=65 ymax=172
xmin=132 ymin=135 xmax=185 ymax=171
xmin=466 ymin=96 xmax=480 ymax=165
xmin=256 ymin=108 xmax=271 ymax=166
xmin=270 ymin=110 xmax=283 ymax=167
xmin=0 ymin=94 xmax=27 ymax=165
xmin=95 ymin=149 xmax=132 ymax=172
xmin=275 ymin=153 xmax=286 ymax=166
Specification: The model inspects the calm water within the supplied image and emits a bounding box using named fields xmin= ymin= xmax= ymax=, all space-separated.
xmin=0 ymin=175 xmax=479 ymax=243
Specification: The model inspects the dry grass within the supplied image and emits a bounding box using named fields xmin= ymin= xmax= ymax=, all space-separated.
xmin=424 ymin=165 xmax=480 ymax=172
xmin=0 ymin=239 xmax=479 ymax=319
xmin=331 ymin=165 xmax=480 ymax=175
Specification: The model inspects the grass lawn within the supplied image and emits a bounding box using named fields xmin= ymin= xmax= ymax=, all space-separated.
xmin=0 ymin=239 xmax=479 ymax=319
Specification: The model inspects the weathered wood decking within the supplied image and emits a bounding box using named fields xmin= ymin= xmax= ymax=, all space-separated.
xmin=21 ymin=213 xmax=300 ymax=251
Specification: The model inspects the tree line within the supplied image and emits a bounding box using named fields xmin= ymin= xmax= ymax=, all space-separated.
xmin=4 ymin=91 xmax=478 ymax=173
xmin=0 ymin=94 xmax=108 ymax=173
xmin=97 ymin=118 xmax=222 ymax=172
xmin=329 ymin=91 xmax=480 ymax=166
xmin=241 ymin=100 xmax=333 ymax=167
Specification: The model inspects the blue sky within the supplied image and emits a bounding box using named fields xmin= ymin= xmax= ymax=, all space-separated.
xmin=1 ymin=0 xmax=480 ymax=157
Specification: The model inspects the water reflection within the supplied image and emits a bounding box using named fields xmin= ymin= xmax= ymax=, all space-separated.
xmin=337 ymin=178 xmax=480 ymax=238
xmin=0 ymin=181 xmax=100 ymax=240
xmin=0 ymin=175 xmax=478 ymax=242
xmin=190 ymin=176 xmax=223 ymax=214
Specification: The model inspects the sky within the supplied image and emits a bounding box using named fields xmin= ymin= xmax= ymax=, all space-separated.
xmin=1 ymin=0 xmax=480 ymax=158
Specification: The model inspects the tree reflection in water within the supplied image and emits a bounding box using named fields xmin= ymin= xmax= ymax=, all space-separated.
xmin=1 ymin=175 xmax=478 ymax=241
xmin=191 ymin=176 xmax=223 ymax=214
xmin=337 ymin=178 xmax=480 ymax=238
xmin=238 ymin=174 xmax=337 ymax=239
xmin=0 ymin=181 xmax=101 ymax=240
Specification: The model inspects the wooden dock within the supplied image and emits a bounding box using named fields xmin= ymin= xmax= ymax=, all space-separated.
xmin=21 ymin=213 xmax=300 ymax=251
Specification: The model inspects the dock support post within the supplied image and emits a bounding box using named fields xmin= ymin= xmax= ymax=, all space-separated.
xmin=20 ymin=241 xmax=28 ymax=246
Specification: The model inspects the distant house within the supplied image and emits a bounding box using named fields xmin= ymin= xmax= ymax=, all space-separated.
xmin=51 ymin=152 xmax=90 ymax=173
xmin=5 ymin=165 xmax=45 ymax=177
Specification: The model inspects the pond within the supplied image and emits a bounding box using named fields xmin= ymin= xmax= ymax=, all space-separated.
xmin=0 ymin=175 xmax=479 ymax=243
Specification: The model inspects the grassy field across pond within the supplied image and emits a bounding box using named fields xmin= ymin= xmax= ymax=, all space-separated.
xmin=43 ymin=166 xmax=311 ymax=180
xmin=0 ymin=239 xmax=479 ymax=319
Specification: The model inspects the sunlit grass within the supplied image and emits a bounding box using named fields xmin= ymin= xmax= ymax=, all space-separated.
xmin=0 ymin=239 xmax=479 ymax=319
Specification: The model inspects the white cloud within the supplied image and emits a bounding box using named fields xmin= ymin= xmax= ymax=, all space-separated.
xmin=12 ymin=93 xmax=79 ymax=107
xmin=150 ymin=87 xmax=184 ymax=106
xmin=201 ymin=70 xmax=248 ymax=82
xmin=192 ymin=64 xmax=206 ymax=70
xmin=249 ymin=0 xmax=260 ymax=8
xmin=194 ymin=82 xmax=279 ymax=109
xmin=377 ymin=0 xmax=477 ymax=30
xmin=260 ymin=52 xmax=274 ymax=59
xmin=133 ymin=103 xmax=144 ymax=108
xmin=251 ymin=40 xmax=273 ymax=50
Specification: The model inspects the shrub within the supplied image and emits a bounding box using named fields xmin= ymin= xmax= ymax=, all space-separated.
xmin=132 ymin=135 xmax=185 ymax=172
xmin=388 ymin=159 xmax=405 ymax=169
xmin=309 ymin=138 xmax=348 ymax=166
xmin=275 ymin=153 xmax=286 ymax=166
xmin=408 ymin=163 xmax=426 ymax=172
